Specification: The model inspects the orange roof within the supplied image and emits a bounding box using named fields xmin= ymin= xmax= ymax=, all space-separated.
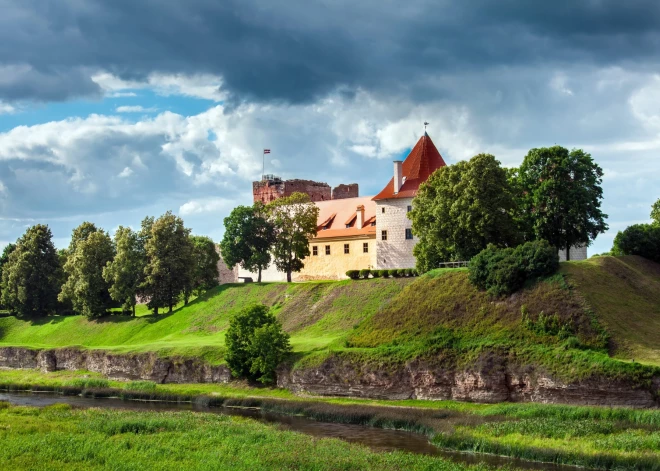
xmin=373 ymin=132 xmax=447 ymax=201
xmin=313 ymin=196 xmax=377 ymax=240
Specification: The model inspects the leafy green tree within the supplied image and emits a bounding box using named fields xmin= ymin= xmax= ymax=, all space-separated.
xmin=651 ymin=198 xmax=660 ymax=226
xmin=517 ymin=146 xmax=608 ymax=260
xmin=69 ymin=221 xmax=101 ymax=253
xmin=220 ymin=202 xmax=275 ymax=282
xmin=0 ymin=243 xmax=16 ymax=308
xmin=142 ymin=211 xmax=194 ymax=313
xmin=1 ymin=225 xmax=62 ymax=317
xmin=269 ymin=193 xmax=319 ymax=282
xmin=225 ymin=304 xmax=291 ymax=384
xmin=103 ymin=226 xmax=143 ymax=315
xmin=410 ymin=153 xmax=519 ymax=272
xmin=611 ymin=224 xmax=660 ymax=263
xmin=185 ymin=235 xmax=220 ymax=303
xmin=59 ymin=229 xmax=115 ymax=318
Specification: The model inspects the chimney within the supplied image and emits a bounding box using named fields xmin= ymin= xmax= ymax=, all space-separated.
xmin=393 ymin=160 xmax=403 ymax=194
xmin=356 ymin=205 xmax=365 ymax=229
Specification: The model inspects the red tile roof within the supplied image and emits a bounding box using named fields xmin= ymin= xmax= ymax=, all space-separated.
xmin=373 ymin=132 xmax=447 ymax=201
xmin=313 ymin=196 xmax=377 ymax=240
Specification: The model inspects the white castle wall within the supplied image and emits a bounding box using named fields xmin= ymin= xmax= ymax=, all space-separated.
xmin=558 ymin=245 xmax=588 ymax=262
xmin=375 ymin=197 xmax=417 ymax=269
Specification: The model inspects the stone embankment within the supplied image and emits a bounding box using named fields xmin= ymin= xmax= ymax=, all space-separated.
xmin=1 ymin=346 xmax=658 ymax=407
xmin=0 ymin=347 xmax=231 ymax=384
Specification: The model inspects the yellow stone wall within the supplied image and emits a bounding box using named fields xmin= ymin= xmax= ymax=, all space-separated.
xmin=295 ymin=236 xmax=377 ymax=281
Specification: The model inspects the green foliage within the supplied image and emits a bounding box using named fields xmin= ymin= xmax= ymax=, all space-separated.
xmin=359 ymin=269 xmax=371 ymax=279
xmin=346 ymin=270 xmax=360 ymax=280
xmin=225 ymin=304 xmax=292 ymax=384
xmin=268 ymin=193 xmax=320 ymax=282
xmin=0 ymin=243 xmax=16 ymax=309
xmin=516 ymin=146 xmax=608 ymax=259
xmin=59 ymin=225 xmax=115 ymax=318
xmin=371 ymin=270 xmax=381 ymax=278
xmin=521 ymin=305 xmax=574 ymax=338
xmin=188 ymin=235 xmax=220 ymax=301
xmin=142 ymin=211 xmax=194 ymax=314
xmin=380 ymin=269 xmax=390 ymax=278
xmin=64 ymin=378 xmax=110 ymax=389
xmin=652 ymin=198 xmax=660 ymax=226
xmin=469 ymin=240 xmax=559 ymax=296
xmin=123 ymin=380 xmax=157 ymax=392
xmin=103 ymin=226 xmax=143 ymax=316
xmin=0 ymin=225 xmax=62 ymax=317
xmin=388 ymin=269 xmax=399 ymax=277
xmin=220 ymin=202 xmax=275 ymax=282
xmin=411 ymin=154 xmax=519 ymax=273
xmin=611 ymin=223 xmax=660 ymax=263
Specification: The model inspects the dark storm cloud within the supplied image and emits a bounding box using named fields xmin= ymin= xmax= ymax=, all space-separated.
xmin=1 ymin=0 xmax=660 ymax=104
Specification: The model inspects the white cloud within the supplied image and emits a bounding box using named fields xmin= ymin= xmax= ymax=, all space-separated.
xmin=116 ymin=105 xmax=158 ymax=113
xmin=110 ymin=92 xmax=138 ymax=98
xmin=118 ymin=167 xmax=133 ymax=178
xmin=0 ymin=102 xmax=15 ymax=114
xmin=92 ymin=72 xmax=226 ymax=102
xmin=550 ymin=73 xmax=574 ymax=96
xmin=179 ymin=197 xmax=235 ymax=216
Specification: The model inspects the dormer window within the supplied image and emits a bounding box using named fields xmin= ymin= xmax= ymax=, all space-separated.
xmin=345 ymin=224 xmax=351 ymax=228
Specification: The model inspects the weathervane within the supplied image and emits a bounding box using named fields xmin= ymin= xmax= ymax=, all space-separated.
xmin=424 ymin=121 xmax=429 ymax=132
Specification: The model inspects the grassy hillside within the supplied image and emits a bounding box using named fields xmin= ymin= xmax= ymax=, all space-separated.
xmin=0 ymin=256 xmax=659 ymax=380
xmin=0 ymin=279 xmax=412 ymax=363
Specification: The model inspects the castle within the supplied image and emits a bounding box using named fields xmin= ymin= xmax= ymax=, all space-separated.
xmin=229 ymin=132 xmax=586 ymax=282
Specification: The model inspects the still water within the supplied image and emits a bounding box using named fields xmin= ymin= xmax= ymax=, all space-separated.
xmin=0 ymin=392 xmax=584 ymax=471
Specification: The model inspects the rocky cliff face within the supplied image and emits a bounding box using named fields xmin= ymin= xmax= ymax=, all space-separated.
xmin=1 ymin=346 xmax=658 ymax=407
xmin=0 ymin=347 xmax=231 ymax=384
xmin=278 ymin=356 xmax=660 ymax=408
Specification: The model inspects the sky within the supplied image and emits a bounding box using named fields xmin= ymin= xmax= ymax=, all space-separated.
xmin=1 ymin=0 xmax=659 ymax=255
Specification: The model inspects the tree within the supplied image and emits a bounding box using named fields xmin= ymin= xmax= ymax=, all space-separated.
xmin=651 ymin=198 xmax=660 ymax=226
xmin=268 ymin=193 xmax=320 ymax=282
xmin=410 ymin=153 xmax=519 ymax=272
xmin=59 ymin=229 xmax=115 ymax=318
xmin=0 ymin=243 xmax=16 ymax=308
xmin=185 ymin=235 xmax=220 ymax=303
xmin=0 ymin=225 xmax=61 ymax=317
xmin=142 ymin=211 xmax=194 ymax=313
xmin=225 ymin=304 xmax=291 ymax=384
xmin=69 ymin=221 xmax=101 ymax=253
xmin=220 ymin=202 xmax=275 ymax=282
xmin=103 ymin=226 xmax=143 ymax=315
xmin=611 ymin=224 xmax=660 ymax=263
xmin=517 ymin=146 xmax=608 ymax=260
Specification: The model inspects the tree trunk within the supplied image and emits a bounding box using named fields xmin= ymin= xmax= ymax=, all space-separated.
xmin=132 ymin=304 xmax=136 ymax=317
xmin=258 ymin=268 xmax=262 ymax=283
xmin=566 ymin=244 xmax=571 ymax=261
xmin=287 ymin=270 xmax=292 ymax=283
xmin=169 ymin=302 xmax=173 ymax=313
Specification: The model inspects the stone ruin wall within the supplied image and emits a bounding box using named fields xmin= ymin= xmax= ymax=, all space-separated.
xmin=253 ymin=179 xmax=358 ymax=203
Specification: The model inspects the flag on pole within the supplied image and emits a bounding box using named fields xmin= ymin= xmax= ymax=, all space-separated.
xmin=263 ymin=149 xmax=271 ymax=154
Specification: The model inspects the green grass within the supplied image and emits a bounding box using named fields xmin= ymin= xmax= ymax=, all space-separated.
xmin=0 ymin=278 xmax=412 ymax=363
xmin=0 ymin=403 xmax=488 ymax=471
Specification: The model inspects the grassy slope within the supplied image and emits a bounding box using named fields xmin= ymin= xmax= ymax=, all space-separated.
xmin=0 ymin=279 xmax=412 ymax=363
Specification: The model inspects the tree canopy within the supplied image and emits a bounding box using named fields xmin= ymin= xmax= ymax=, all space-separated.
xmin=516 ymin=146 xmax=608 ymax=260
xmin=410 ymin=153 xmax=519 ymax=272
xmin=187 ymin=235 xmax=220 ymax=301
xmin=59 ymin=227 xmax=115 ymax=318
xmin=268 ymin=192 xmax=319 ymax=282
xmin=1 ymin=225 xmax=62 ymax=317
xmin=651 ymin=198 xmax=660 ymax=226
xmin=103 ymin=226 xmax=143 ymax=315
xmin=220 ymin=202 xmax=275 ymax=282
xmin=142 ymin=211 xmax=194 ymax=313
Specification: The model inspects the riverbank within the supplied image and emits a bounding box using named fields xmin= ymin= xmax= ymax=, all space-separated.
xmin=1 ymin=369 xmax=659 ymax=470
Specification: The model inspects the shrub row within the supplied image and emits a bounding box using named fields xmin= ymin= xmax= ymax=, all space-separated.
xmin=612 ymin=223 xmax=660 ymax=263
xmin=468 ymin=240 xmax=559 ymax=296
xmin=346 ymin=268 xmax=419 ymax=280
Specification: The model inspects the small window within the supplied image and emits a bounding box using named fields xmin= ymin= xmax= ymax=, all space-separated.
xmin=312 ymin=246 xmax=318 ymax=256
xmin=381 ymin=207 xmax=385 ymax=213
xmin=363 ymin=242 xmax=369 ymax=253
xmin=344 ymin=243 xmax=350 ymax=254
xmin=407 ymin=205 xmax=412 ymax=213
xmin=382 ymin=230 xmax=388 ymax=241
xmin=345 ymin=224 xmax=351 ymax=228
xmin=405 ymin=228 xmax=413 ymax=240
xmin=325 ymin=245 xmax=331 ymax=255
xmin=371 ymin=221 xmax=376 ymax=227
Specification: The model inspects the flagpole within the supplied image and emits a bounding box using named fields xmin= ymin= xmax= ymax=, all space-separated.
xmin=262 ymin=149 xmax=265 ymax=180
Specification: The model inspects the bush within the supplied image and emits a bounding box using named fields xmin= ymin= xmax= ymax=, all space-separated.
xmin=468 ymin=240 xmax=559 ymax=296
xmin=411 ymin=269 xmax=419 ymax=277
xmin=225 ymin=304 xmax=292 ymax=384
xmin=389 ymin=269 xmax=399 ymax=277
xmin=405 ymin=268 xmax=414 ymax=276
xmin=612 ymin=224 xmax=660 ymax=263
xmin=346 ymin=270 xmax=360 ymax=280
xmin=371 ymin=270 xmax=381 ymax=278
xmin=380 ymin=269 xmax=390 ymax=278
xmin=359 ymin=269 xmax=371 ymax=279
